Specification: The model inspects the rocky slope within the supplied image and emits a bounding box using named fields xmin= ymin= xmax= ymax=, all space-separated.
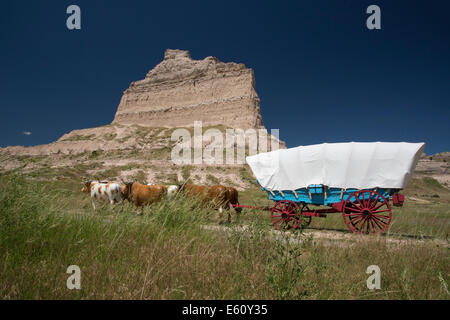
xmin=415 ymin=152 xmax=450 ymax=187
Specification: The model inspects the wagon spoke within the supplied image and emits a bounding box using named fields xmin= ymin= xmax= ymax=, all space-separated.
xmin=354 ymin=215 xmax=366 ymax=231
xmin=286 ymin=212 xmax=296 ymax=217
xmin=345 ymin=207 xmax=364 ymax=213
xmin=371 ymin=216 xmax=385 ymax=230
xmin=348 ymin=213 xmax=363 ymax=222
xmin=370 ymin=218 xmax=382 ymax=231
xmin=375 ymin=216 xmax=387 ymax=231
xmin=362 ymin=215 xmax=372 ymax=233
xmin=347 ymin=201 xmax=363 ymax=211
xmin=362 ymin=217 xmax=370 ymax=233
xmin=353 ymin=218 xmax=363 ymax=233
xmin=354 ymin=195 xmax=364 ymax=208
xmin=373 ymin=216 xmax=391 ymax=228
xmin=286 ymin=206 xmax=295 ymax=215
xmin=364 ymin=219 xmax=370 ymax=233
xmin=367 ymin=191 xmax=376 ymax=208
xmin=369 ymin=195 xmax=381 ymax=209
xmin=359 ymin=217 xmax=365 ymax=233
xmin=363 ymin=192 xmax=369 ymax=208
xmin=273 ymin=218 xmax=282 ymax=225
xmin=371 ymin=215 xmax=388 ymax=224
xmin=368 ymin=219 xmax=376 ymax=233
xmin=367 ymin=218 xmax=376 ymax=231
xmin=349 ymin=215 xmax=364 ymax=226
xmin=370 ymin=219 xmax=379 ymax=232
xmin=364 ymin=191 xmax=372 ymax=208
xmin=371 ymin=201 xmax=386 ymax=212
xmin=372 ymin=209 xmax=391 ymax=214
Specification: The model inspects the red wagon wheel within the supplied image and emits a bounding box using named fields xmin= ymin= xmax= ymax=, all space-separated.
xmin=342 ymin=190 xmax=392 ymax=234
xmin=271 ymin=200 xmax=301 ymax=230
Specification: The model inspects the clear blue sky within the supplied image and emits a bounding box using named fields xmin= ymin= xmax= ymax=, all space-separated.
xmin=1 ymin=0 xmax=449 ymax=155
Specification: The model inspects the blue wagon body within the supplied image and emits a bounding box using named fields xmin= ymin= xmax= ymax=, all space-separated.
xmin=250 ymin=181 xmax=404 ymax=234
xmin=261 ymin=184 xmax=396 ymax=206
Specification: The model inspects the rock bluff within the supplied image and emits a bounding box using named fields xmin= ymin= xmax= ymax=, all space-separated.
xmin=113 ymin=49 xmax=264 ymax=129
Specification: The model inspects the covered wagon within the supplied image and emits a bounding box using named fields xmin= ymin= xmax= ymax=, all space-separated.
xmin=244 ymin=142 xmax=425 ymax=234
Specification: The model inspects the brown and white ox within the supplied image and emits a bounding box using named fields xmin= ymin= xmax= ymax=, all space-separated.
xmin=81 ymin=181 xmax=123 ymax=210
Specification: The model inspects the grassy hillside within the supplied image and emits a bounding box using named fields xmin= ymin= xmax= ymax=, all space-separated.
xmin=0 ymin=174 xmax=448 ymax=299
xmin=0 ymin=124 xmax=285 ymax=190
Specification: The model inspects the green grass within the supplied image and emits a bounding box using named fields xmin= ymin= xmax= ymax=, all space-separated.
xmin=0 ymin=175 xmax=448 ymax=299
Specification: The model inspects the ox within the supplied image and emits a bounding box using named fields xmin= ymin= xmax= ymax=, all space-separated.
xmin=180 ymin=184 xmax=239 ymax=223
xmin=225 ymin=186 xmax=242 ymax=214
xmin=145 ymin=183 xmax=179 ymax=201
xmin=81 ymin=181 xmax=123 ymax=210
xmin=123 ymin=182 xmax=167 ymax=214
xmin=166 ymin=185 xmax=180 ymax=200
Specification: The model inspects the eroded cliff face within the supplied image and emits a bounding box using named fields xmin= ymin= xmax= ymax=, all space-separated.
xmin=113 ymin=49 xmax=264 ymax=129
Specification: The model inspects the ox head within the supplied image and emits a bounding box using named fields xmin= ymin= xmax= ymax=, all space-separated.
xmin=120 ymin=182 xmax=134 ymax=201
xmin=81 ymin=181 xmax=92 ymax=193
xmin=177 ymin=181 xmax=187 ymax=193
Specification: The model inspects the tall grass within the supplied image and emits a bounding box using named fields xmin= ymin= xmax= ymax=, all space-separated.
xmin=0 ymin=176 xmax=448 ymax=299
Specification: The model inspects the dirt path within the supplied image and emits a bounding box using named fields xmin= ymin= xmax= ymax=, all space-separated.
xmin=201 ymin=224 xmax=449 ymax=249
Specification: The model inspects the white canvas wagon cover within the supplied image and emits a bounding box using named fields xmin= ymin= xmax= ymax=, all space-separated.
xmin=246 ymin=142 xmax=425 ymax=190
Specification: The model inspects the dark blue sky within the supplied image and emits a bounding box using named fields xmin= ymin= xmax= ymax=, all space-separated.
xmin=1 ymin=0 xmax=449 ymax=155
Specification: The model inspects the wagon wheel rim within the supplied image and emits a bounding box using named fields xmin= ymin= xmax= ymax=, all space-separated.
xmin=342 ymin=190 xmax=392 ymax=234
xmin=300 ymin=203 xmax=312 ymax=227
xmin=271 ymin=200 xmax=301 ymax=231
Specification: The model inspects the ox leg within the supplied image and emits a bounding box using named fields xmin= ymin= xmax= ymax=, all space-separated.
xmin=228 ymin=202 xmax=234 ymax=223
xmin=110 ymin=198 xmax=117 ymax=211
xmin=218 ymin=207 xmax=224 ymax=224
xmin=230 ymin=202 xmax=241 ymax=221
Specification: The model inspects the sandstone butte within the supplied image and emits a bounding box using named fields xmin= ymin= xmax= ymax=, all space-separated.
xmin=113 ymin=49 xmax=264 ymax=129
xmin=0 ymin=49 xmax=283 ymax=156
